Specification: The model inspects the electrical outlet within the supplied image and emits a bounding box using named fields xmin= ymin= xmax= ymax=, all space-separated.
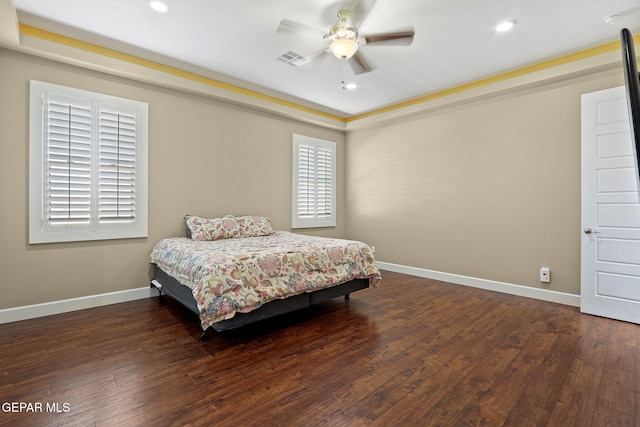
xmin=371 ymin=245 xmax=376 ymax=253
xmin=540 ymin=267 xmax=550 ymax=283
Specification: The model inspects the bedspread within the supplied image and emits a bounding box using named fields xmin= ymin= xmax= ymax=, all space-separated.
xmin=149 ymin=231 xmax=381 ymax=329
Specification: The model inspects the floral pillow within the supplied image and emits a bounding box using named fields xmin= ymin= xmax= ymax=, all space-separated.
xmin=186 ymin=215 xmax=239 ymax=241
xmin=185 ymin=215 xmax=273 ymax=241
xmin=236 ymin=216 xmax=274 ymax=237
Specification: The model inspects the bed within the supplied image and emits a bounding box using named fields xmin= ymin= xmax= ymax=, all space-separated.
xmin=149 ymin=215 xmax=381 ymax=337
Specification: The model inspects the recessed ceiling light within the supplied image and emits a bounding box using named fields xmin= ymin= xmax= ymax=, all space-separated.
xmin=495 ymin=21 xmax=515 ymax=33
xmin=149 ymin=1 xmax=169 ymax=13
xmin=603 ymin=13 xmax=622 ymax=24
xmin=344 ymin=82 xmax=357 ymax=90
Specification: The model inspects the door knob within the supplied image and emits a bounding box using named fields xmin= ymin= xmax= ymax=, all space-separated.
xmin=584 ymin=227 xmax=599 ymax=234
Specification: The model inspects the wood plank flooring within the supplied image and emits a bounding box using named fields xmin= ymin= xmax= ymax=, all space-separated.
xmin=0 ymin=270 xmax=638 ymax=426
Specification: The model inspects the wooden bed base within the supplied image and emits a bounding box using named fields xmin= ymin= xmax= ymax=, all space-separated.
xmin=150 ymin=265 xmax=369 ymax=339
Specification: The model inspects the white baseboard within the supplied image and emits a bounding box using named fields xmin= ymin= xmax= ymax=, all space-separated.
xmin=377 ymin=261 xmax=580 ymax=307
xmin=0 ymin=263 xmax=580 ymax=325
xmin=0 ymin=286 xmax=157 ymax=325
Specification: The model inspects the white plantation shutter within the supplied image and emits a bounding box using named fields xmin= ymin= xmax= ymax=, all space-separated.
xmin=292 ymin=135 xmax=336 ymax=228
xmin=45 ymin=94 xmax=93 ymax=227
xmin=316 ymin=145 xmax=334 ymax=218
xmin=29 ymin=81 xmax=148 ymax=244
xmin=297 ymin=144 xmax=315 ymax=218
xmin=98 ymin=108 xmax=137 ymax=223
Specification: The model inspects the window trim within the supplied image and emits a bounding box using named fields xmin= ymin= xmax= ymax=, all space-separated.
xmin=291 ymin=134 xmax=336 ymax=229
xmin=29 ymin=80 xmax=148 ymax=244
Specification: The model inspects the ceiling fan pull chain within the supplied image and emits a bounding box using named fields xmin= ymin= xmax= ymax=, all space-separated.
xmin=341 ymin=59 xmax=348 ymax=90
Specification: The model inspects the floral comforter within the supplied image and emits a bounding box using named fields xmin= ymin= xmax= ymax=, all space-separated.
xmin=149 ymin=231 xmax=382 ymax=330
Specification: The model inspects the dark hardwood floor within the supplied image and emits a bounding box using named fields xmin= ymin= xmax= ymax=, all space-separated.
xmin=0 ymin=270 xmax=638 ymax=426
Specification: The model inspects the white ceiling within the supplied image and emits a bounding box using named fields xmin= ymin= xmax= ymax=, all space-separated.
xmin=13 ymin=0 xmax=640 ymax=118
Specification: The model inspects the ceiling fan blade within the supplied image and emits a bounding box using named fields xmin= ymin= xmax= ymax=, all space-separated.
xmin=278 ymin=19 xmax=328 ymax=38
xmin=363 ymin=30 xmax=415 ymax=46
xmin=347 ymin=52 xmax=372 ymax=75
xmin=351 ymin=0 xmax=379 ymax=29
xmin=306 ymin=48 xmax=329 ymax=62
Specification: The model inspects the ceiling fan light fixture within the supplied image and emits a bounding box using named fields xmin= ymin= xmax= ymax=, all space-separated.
xmin=330 ymin=38 xmax=358 ymax=59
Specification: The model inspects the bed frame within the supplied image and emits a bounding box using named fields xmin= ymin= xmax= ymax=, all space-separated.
xmin=151 ymin=265 xmax=369 ymax=339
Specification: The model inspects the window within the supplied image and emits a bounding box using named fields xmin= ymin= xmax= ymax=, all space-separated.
xmin=29 ymin=80 xmax=148 ymax=244
xmin=292 ymin=134 xmax=336 ymax=228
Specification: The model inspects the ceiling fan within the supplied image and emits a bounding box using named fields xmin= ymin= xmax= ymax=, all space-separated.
xmin=277 ymin=0 xmax=414 ymax=75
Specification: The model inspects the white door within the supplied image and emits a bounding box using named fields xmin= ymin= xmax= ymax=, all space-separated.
xmin=581 ymin=86 xmax=640 ymax=324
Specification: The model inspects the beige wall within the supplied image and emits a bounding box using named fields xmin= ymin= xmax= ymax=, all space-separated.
xmin=345 ymin=69 xmax=625 ymax=295
xmin=0 ymin=44 xmax=630 ymax=310
xmin=0 ymin=48 xmax=345 ymax=309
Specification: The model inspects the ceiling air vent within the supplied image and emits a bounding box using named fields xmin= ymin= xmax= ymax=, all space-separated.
xmin=277 ymin=50 xmax=310 ymax=67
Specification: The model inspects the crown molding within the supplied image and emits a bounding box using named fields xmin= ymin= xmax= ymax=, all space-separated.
xmin=2 ymin=0 xmax=638 ymax=132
